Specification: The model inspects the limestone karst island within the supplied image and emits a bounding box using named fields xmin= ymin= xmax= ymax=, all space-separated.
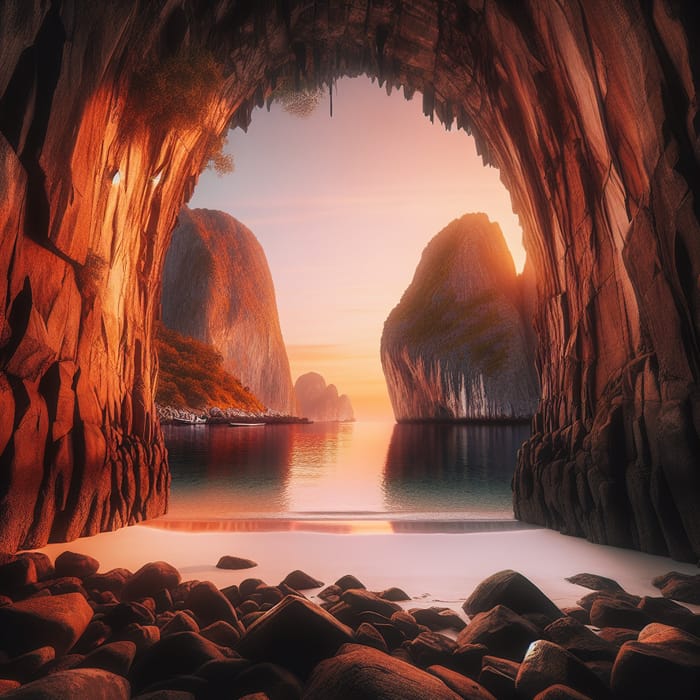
xmin=0 ymin=2 xmax=699 ymax=699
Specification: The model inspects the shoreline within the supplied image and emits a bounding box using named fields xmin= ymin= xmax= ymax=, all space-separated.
xmin=33 ymin=523 xmax=699 ymax=612
xmin=144 ymin=517 xmax=540 ymax=534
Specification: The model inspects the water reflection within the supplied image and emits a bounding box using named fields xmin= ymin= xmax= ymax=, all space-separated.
xmin=163 ymin=423 xmax=295 ymax=516
xmin=161 ymin=421 xmax=531 ymax=525
xmin=383 ymin=423 xmax=530 ymax=517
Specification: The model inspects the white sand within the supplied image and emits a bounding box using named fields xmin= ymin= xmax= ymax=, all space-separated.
xmin=34 ymin=523 xmax=700 ymax=616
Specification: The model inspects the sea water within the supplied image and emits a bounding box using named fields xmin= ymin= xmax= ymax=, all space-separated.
xmin=161 ymin=421 xmax=532 ymax=532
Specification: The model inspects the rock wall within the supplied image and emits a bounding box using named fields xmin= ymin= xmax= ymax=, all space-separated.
xmin=0 ymin=1 xmax=698 ymax=559
xmin=381 ymin=214 xmax=539 ymax=421
xmin=161 ymin=208 xmax=295 ymax=414
xmin=294 ymin=373 xmax=355 ymax=423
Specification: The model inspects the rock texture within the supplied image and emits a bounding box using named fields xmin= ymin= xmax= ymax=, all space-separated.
xmin=294 ymin=372 xmax=354 ymax=422
xmin=0 ymin=2 xmax=699 ymax=558
xmin=161 ymin=207 xmax=294 ymax=414
xmin=381 ymin=214 xmax=539 ymax=421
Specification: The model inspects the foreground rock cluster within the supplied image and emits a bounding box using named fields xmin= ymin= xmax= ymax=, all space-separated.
xmin=1 ymin=553 xmax=698 ymax=699
xmin=1 ymin=1 xmax=698 ymax=562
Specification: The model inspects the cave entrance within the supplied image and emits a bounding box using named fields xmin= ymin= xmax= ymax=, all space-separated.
xmin=2 ymin=1 xmax=698 ymax=561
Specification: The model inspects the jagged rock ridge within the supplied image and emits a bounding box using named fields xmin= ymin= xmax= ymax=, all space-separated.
xmin=161 ymin=207 xmax=294 ymax=415
xmin=381 ymin=213 xmax=539 ymax=421
xmin=295 ymin=372 xmax=355 ymax=422
xmin=0 ymin=2 xmax=698 ymax=559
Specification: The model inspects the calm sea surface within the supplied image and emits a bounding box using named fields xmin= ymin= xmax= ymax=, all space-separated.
xmin=161 ymin=421 xmax=531 ymax=530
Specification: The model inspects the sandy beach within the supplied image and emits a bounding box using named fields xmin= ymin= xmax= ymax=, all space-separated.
xmin=34 ymin=522 xmax=700 ymax=614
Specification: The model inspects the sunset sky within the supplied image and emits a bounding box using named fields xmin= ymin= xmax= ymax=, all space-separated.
xmin=190 ymin=77 xmax=524 ymax=419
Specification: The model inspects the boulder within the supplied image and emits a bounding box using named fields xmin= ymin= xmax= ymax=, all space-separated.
xmin=237 ymin=596 xmax=353 ymax=678
xmin=379 ymin=587 xmax=410 ymax=601
xmin=199 ymin=621 xmax=241 ymax=648
xmin=184 ymin=581 xmax=241 ymax=629
xmin=54 ymin=551 xmax=100 ymax=579
xmin=216 ymin=556 xmax=258 ymax=570
xmin=121 ymin=563 xmax=181 ymax=602
xmin=160 ymin=612 xmax=199 ymax=638
xmin=652 ymin=572 xmax=700 ymax=605
xmin=544 ymin=617 xmax=618 ymax=661
xmin=78 ymin=641 xmax=137 ymax=677
xmin=129 ymin=631 xmax=233 ymax=693
xmin=280 ymin=570 xmax=323 ymax=590
xmin=390 ymin=611 xmax=421 ymax=640
xmin=0 ymin=558 xmax=37 ymax=595
xmin=0 ymin=646 xmax=55 ymax=683
xmin=457 ymin=605 xmax=541 ymax=661
xmin=224 ymin=662 xmax=303 ymax=700
xmin=611 ymin=624 xmax=700 ymax=699
xmin=84 ymin=569 xmax=132 ymax=596
xmin=637 ymin=596 xmax=700 ymax=634
xmin=341 ymin=589 xmax=401 ymax=617
xmin=478 ymin=656 xmax=520 ymax=700
xmin=404 ymin=631 xmax=458 ymax=668
xmin=0 ymin=592 xmax=93 ymax=656
xmin=596 ymin=627 xmax=639 ymax=647
xmin=575 ymin=590 xmax=641 ymax=612
xmin=410 ymin=607 xmax=466 ymax=632
xmin=533 ymin=685 xmax=595 ymax=700
xmin=565 ymin=574 xmax=624 ymax=593
xmin=0 ymin=669 xmax=130 ymax=699
xmin=73 ymin=620 xmax=112 ymax=654
xmin=304 ymin=644 xmax=461 ymax=699
xmin=104 ymin=602 xmax=156 ymax=631
xmin=515 ymin=639 xmax=611 ymax=699
xmin=463 ymin=571 xmax=562 ymax=622
xmin=16 ymin=553 xmax=53 ymax=582
xmin=427 ymin=665 xmax=496 ymax=699
xmin=335 ymin=575 xmax=365 ymax=591
xmin=239 ymin=579 xmax=266 ymax=598
xmin=589 ymin=598 xmax=652 ymax=631
xmin=448 ymin=643 xmax=489 ymax=677
xmin=355 ymin=622 xmax=389 ymax=652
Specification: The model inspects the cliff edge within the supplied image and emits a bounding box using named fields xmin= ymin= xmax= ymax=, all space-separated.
xmin=381 ymin=213 xmax=539 ymax=421
xmin=162 ymin=207 xmax=295 ymax=414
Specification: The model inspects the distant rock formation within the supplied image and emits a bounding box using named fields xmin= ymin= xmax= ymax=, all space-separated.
xmin=294 ymin=372 xmax=355 ymax=422
xmin=381 ymin=214 xmax=539 ymax=421
xmin=161 ymin=207 xmax=295 ymax=414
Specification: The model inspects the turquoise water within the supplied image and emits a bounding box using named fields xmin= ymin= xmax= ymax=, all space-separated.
xmin=161 ymin=421 xmax=531 ymax=527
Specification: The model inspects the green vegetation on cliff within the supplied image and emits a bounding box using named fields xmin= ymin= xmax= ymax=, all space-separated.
xmin=155 ymin=322 xmax=264 ymax=412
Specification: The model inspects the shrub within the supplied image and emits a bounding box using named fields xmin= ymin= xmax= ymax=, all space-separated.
xmin=270 ymin=76 xmax=324 ymax=118
xmin=127 ymin=48 xmax=224 ymax=133
xmin=154 ymin=321 xmax=264 ymax=411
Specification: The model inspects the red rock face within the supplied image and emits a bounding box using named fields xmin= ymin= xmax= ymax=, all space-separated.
xmin=162 ymin=208 xmax=295 ymax=415
xmin=0 ymin=2 xmax=698 ymax=559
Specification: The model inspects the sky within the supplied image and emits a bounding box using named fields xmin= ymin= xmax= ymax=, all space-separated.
xmin=190 ymin=77 xmax=524 ymax=420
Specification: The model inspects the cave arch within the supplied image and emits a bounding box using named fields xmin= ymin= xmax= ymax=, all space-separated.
xmin=0 ymin=1 xmax=698 ymax=560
